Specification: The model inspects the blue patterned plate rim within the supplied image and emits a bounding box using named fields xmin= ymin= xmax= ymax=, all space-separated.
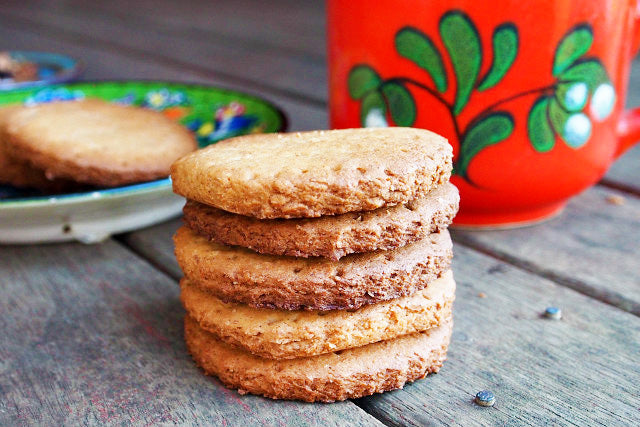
xmin=0 ymin=51 xmax=83 ymax=90
xmin=0 ymin=178 xmax=173 ymax=209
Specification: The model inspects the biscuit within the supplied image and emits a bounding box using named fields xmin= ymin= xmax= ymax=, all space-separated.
xmin=0 ymin=105 xmax=80 ymax=192
xmin=174 ymin=225 xmax=452 ymax=311
xmin=4 ymin=99 xmax=197 ymax=187
xmin=184 ymin=182 xmax=459 ymax=260
xmin=171 ymin=128 xmax=452 ymax=218
xmin=181 ymin=270 xmax=454 ymax=359
xmin=185 ymin=314 xmax=452 ymax=402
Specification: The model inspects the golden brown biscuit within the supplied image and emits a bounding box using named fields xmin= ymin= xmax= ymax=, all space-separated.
xmin=171 ymin=128 xmax=452 ymax=218
xmin=174 ymin=225 xmax=452 ymax=311
xmin=4 ymin=99 xmax=197 ymax=187
xmin=185 ymin=315 xmax=452 ymax=402
xmin=0 ymin=105 xmax=80 ymax=192
xmin=184 ymin=182 xmax=459 ymax=260
xmin=181 ymin=270 xmax=455 ymax=359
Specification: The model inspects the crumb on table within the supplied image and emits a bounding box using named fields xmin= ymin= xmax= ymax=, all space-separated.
xmin=605 ymin=194 xmax=625 ymax=206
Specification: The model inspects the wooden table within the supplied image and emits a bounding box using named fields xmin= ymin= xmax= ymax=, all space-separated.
xmin=1 ymin=1 xmax=639 ymax=425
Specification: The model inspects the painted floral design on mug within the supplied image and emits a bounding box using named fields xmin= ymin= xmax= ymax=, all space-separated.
xmin=347 ymin=10 xmax=615 ymax=184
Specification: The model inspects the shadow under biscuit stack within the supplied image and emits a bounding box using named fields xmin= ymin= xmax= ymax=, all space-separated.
xmin=171 ymin=128 xmax=460 ymax=402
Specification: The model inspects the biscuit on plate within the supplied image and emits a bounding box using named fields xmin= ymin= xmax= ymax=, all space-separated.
xmin=181 ymin=270 xmax=454 ymax=359
xmin=4 ymin=99 xmax=197 ymax=187
xmin=171 ymin=127 xmax=452 ymax=218
xmin=185 ymin=315 xmax=452 ymax=402
xmin=0 ymin=105 xmax=79 ymax=192
xmin=184 ymin=182 xmax=459 ymax=260
xmin=174 ymin=225 xmax=452 ymax=311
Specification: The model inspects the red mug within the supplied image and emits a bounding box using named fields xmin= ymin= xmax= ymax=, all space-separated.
xmin=328 ymin=0 xmax=640 ymax=226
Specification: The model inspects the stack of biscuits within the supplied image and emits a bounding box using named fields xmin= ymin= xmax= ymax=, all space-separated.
xmin=171 ymin=127 xmax=459 ymax=402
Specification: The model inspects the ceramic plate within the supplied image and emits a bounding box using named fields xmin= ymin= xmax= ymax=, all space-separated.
xmin=0 ymin=81 xmax=286 ymax=244
xmin=0 ymin=51 xmax=82 ymax=90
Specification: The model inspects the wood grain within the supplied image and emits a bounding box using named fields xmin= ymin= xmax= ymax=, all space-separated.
xmin=356 ymin=245 xmax=640 ymax=426
xmin=84 ymin=0 xmax=327 ymax=59
xmin=0 ymin=241 xmax=381 ymax=426
xmin=120 ymin=219 xmax=184 ymax=281
xmin=453 ymin=186 xmax=640 ymax=316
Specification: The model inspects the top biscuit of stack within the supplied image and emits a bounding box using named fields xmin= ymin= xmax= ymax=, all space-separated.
xmin=171 ymin=127 xmax=452 ymax=219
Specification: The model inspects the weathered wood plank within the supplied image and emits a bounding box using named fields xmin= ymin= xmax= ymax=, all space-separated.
xmin=120 ymin=219 xmax=184 ymax=281
xmin=453 ymin=186 xmax=640 ymax=316
xmin=356 ymin=244 xmax=640 ymax=426
xmin=0 ymin=241 xmax=381 ymax=426
xmin=83 ymin=0 xmax=327 ymax=59
xmin=0 ymin=19 xmax=328 ymax=131
xmin=0 ymin=1 xmax=327 ymax=104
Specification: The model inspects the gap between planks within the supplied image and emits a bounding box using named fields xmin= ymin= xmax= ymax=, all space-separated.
xmin=78 ymin=0 xmax=327 ymax=63
xmin=452 ymin=234 xmax=640 ymax=318
xmin=599 ymin=178 xmax=640 ymax=198
xmin=112 ymin=235 xmax=180 ymax=285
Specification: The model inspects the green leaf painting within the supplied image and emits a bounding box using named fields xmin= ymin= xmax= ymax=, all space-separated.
xmin=478 ymin=24 xmax=518 ymax=91
xmin=347 ymin=11 xmax=614 ymax=184
xmin=395 ymin=27 xmax=447 ymax=92
xmin=381 ymin=82 xmax=416 ymax=126
xmin=440 ymin=11 xmax=482 ymax=114
xmin=547 ymin=96 xmax=569 ymax=136
xmin=527 ymin=96 xmax=555 ymax=152
xmin=348 ymin=65 xmax=381 ymax=99
xmin=457 ymin=112 xmax=514 ymax=178
xmin=552 ymin=25 xmax=593 ymax=76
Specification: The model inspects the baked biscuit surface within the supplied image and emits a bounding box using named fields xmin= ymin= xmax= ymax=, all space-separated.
xmin=174 ymin=225 xmax=453 ymax=310
xmin=185 ymin=315 xmax=452 ymax=402
xmin=4 ymin=99 xmax=197 ymax=186
xmin=184 ymin=182 xmax=459 ymax=260
xmin=0 ymin=105 xmax=80 ymax=192
xmin=181 ymin=270 xmax=455 ymax=359
xmin=171 ymin=127 xmax=452 ymax=218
